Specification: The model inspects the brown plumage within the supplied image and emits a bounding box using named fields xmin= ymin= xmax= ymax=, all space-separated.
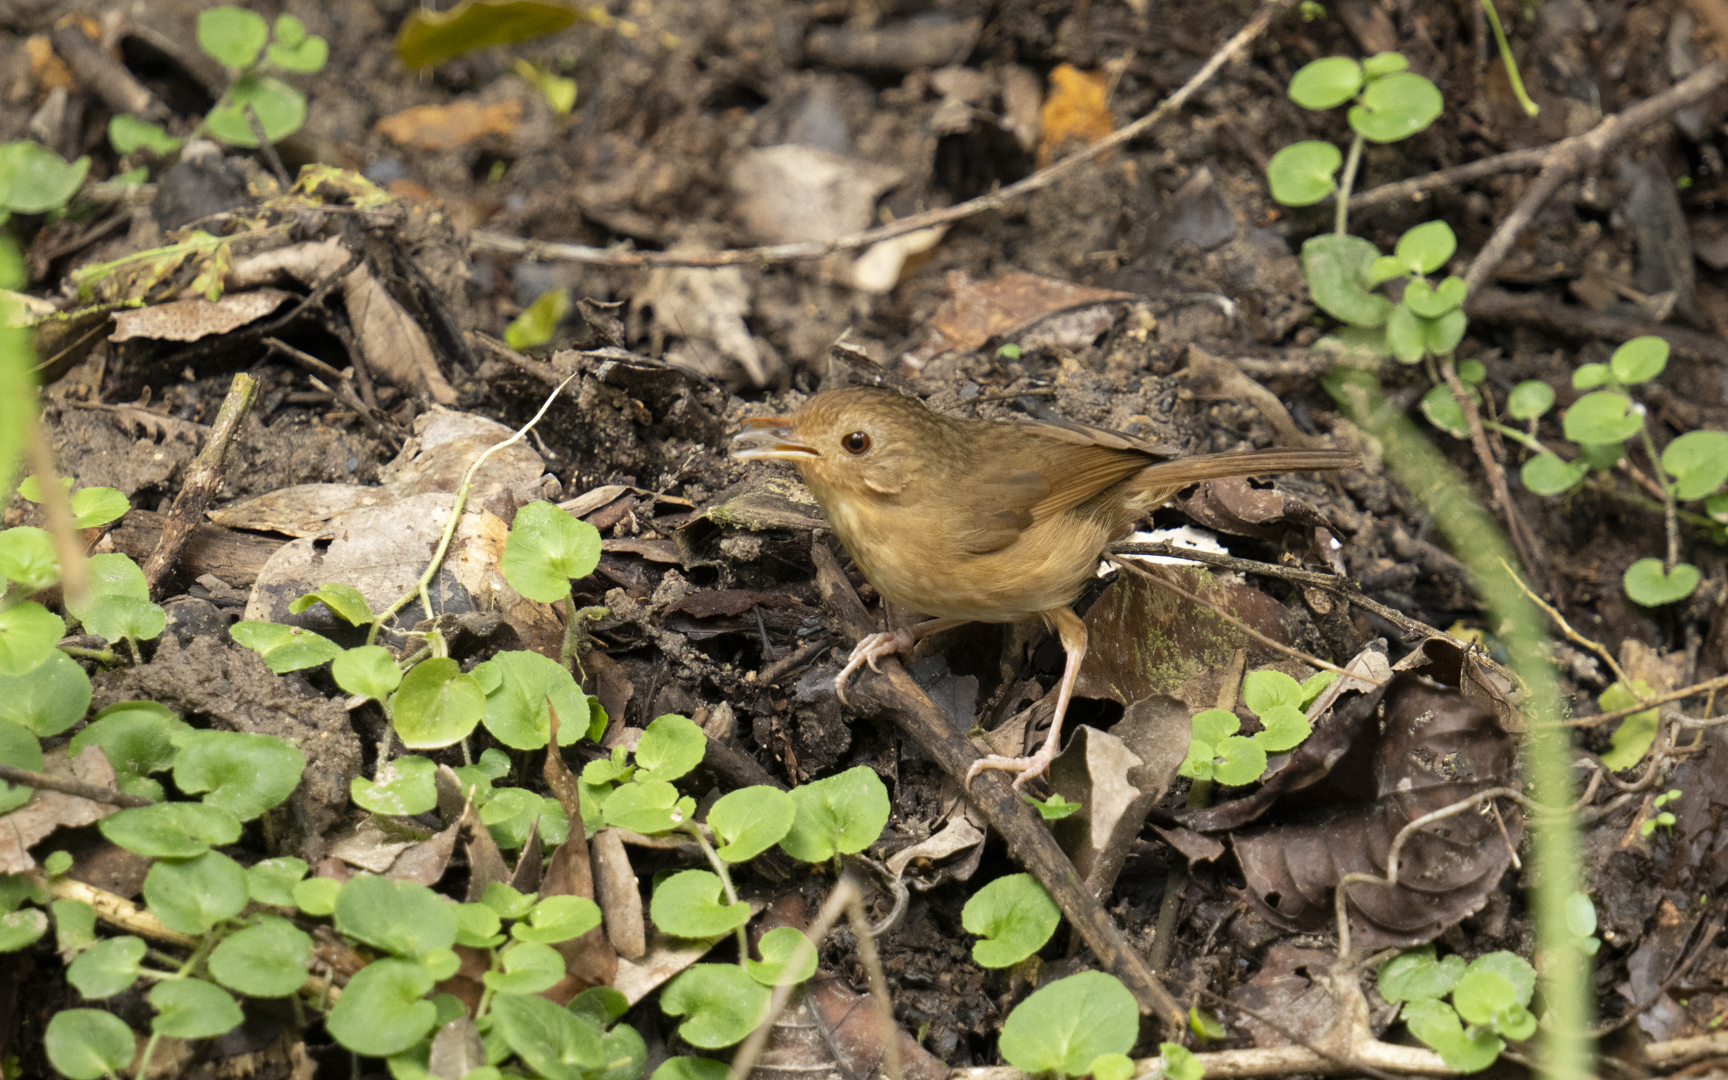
xmin=732 ymin=385 xmax=1358 ymax=788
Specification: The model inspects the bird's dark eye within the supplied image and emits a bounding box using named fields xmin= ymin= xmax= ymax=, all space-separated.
xmin=842 ymin=431 xmax=871 ymax=455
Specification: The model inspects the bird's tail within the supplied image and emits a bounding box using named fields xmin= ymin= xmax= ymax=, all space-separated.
xmin=1127 ymin=447 xmax=1359 ymax=508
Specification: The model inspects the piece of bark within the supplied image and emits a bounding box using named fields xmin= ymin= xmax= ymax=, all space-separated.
xmin=105 ymin=508 xmax=283 ymax=588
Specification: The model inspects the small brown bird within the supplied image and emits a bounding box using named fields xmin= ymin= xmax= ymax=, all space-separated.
xmin=731 ymin=386 xmax=1357 ymax=789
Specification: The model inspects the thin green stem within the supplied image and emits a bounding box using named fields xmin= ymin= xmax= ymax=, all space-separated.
xmin=1478 ymin=0 xmax=1539 ymax=117
xmin=1334 ymin=132 xmax=1364 ymax=235
xmin=688 ymin=824 xmax=749 ymax=965
xmin=1483 ymin=418 xmax=1546 ymax=453
xmin=57 ymin=644 xmax=118 ymax=664
xmin=1329 ymin=368 xmax=1589 ymax=1079
xmin=1635 ymin=419 xmax=1681 ymax=571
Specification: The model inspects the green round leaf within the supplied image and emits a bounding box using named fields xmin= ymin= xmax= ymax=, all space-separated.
xmin=480 ymin=881 xmax=537 ymax=920
xmin=1376 ymin=945 xmax=1465 ymax=1002
xmin=53 ymin=897 xmax=94 ymax=951
xmin=99 ymin=802 xmax=241 ymax=859
xmin=491 ymin=990 xmax=605 ymax=1080
xmin=1393 ymin=220 xmax=1456 ymax=275
xmin=1420 ymin=384 xmax=1470 ymax=439
xmin=150 ymin=976 xmax=243 ymax=1038
xmin=0 ymin=601 xmax=65 ymax=676
xmin=391 ymin=657 xmax=485 ymax=749
xmin=779 ymin=765 xmax=891 ymax=863
xmin=1300 ymin=233 xmax=1391 ymax=328
xmin=0 ymin=650 xmax=90 ymax=737
xmin=1623 ymin=558 xmax=1700 ymax=607
xmin=1386 ymin=301 xmax=1427 ymax=365
xmin=653 ymin=1058 xmax=732 ymax=1080
xmin=69 ymin=554 xmax=163 ymax=644
xmin=997 ymin=971 xmax=1138 ymax=1076
xmin=174 ymin=730 xmax=304 ymax=821
xmin=1361 ymin=52 xmax=1409 ymax=78
xmin=480 ymin=787 xmax=567 ymax=850
xmin=1253 ymin=705 xmax=1312 ymax=753
xmin=1347 ymin=71 xmax=1443 ymax=142
xmin=593 ymin=1021 xmax=647 ymax=1080
xmin=501 ymin=501 xmax=602 ymax=603
xmin=635 ymin=712 xmax=706 ymax=782
xmin=209 ymin=915 xmax=312 ymax=997
xmin=292 ymin=876 xmax=339 ymax=916
xmin=707 ymin=785 xmax=796 ymax=862
xmin=332 ymin=645 xmax=403 ymax=701
xmin=206 ymin=74 xmax=308 ymax=146
xmin=453 ymin=901 xmax=504 ymax=948
xmin=1211 ymin=735 xmax=1267 ymax=787
xmin=1661 ymin=430 xmax=1728 ymax=500
xmin=109 ymin=115 xmax=182 ymax=157
xmin=1424 ymin=307 xmax=1467 ymax=356
xmin=1287 ymin=56 xmax=1363 ymax=110
xmin=961 ymin=873 xmax=1060 ymax=969
xmin=1563 ymin=391 xmax=1642 ymax=444
xmin=266 ymin=34 xmax=328 ymax=73
xmin=602 ymin=778 xmax=689 ymax=834
xmin=651 ymin=870 xmax=751 ymax=939
xmin=1402 ymin=997 xmax=1503 ymax=1072
xmin=1241 ymin=670 xmax=1302 ymax=714
xmin=351 ymin=755 xmax=437 ymax=816
xmin=289 ymin=583 xmax=374 ymax=626
xmin=1466 ymin=951 xmax=1536 ymax=1006
xmin=0 ymin=141 xmax=91 ymax=214
xmin=198 ymin=6 xmax=269 ymax=66
xmin=44 ymin=1008 xmax=136 ymax=1080
xmin=511 ymin=894 xmax=602 ymax=945
xmin=229 ymin=620 xmax=342 ymax=673
xmin=661 ymin=963 xmax=771 ymax=1049
xmin=1571 ymin=362 xmax=1610 ymax=389
xmin=326 ymin=958 xmax=438 ymax=1057
xmin=0 ymin=718 xmax=42 ymax=814
xmin=67 ymin=935 xmax=146 ymax=998
xmin=335 ymin=874 xmax=458 ymax=957
xmin=1610 ymin=335 xmax=1669 ymax=384
xmin=70 ymin=701 xmax=189 ymax=798
xmin=472 ymin=649 xmax=589 ymax=751
xmin=143 ymin=850 xmax=249 ymax=935
xmin=1506 ymin=380 xmax=1555 ymax=421
xmin=1190 ymin=708 xmax=1239 ymax=744
xmin=746 ymin=926 xmax=817 ymax=987
xmin=68 ymin=487 xmax=129 ymax=529
xmin=247 ymin=856 xmax=309 ymax=907
xmin=506 ymin=287 xmax=572 ymax=350
xmin=0 ymin=526 xmax=58 ymax=592
xmin=274 ymin=13 xmax=307 ymax=46
xmin=482 ymin=940 xmax=567 ymax=994
xmin=1266 ymin=141 xmax=1342 ymax=206
xmin=1456 ymin=358 xmax=1486 ymax=384
xmin=1404 ymin=276 xmax=1466 ymax=318
xmin=1089 ymin=1053 xmax=1135 ymax=1080
xmin=1520 ymin=453 xmax=1587 ymax=496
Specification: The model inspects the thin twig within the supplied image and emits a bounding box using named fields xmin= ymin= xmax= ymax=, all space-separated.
xmin=1439 ymin=357 xmax=1544 ymax=581
xmin=1565 ymin=672 xmax=1728 ymax=728
xmin=141 ymin=373 xmax=257 ymax=598
xmin=1197 ymin=988 xmax=1404 ymax=1080
xmin=1464 ymin=62 xmax=1728 ymax=296
xmin=0 ymin=763 xmax=153 ymax=808
xmin=727 ymin=880 xmax=857 ymax=1080
xmin=1106 ymin=556 xmax=1382 ymax=685
xmin=472 ymin=0 xmax=1294 ymax=269
xmin=242 ymin=103 xmax=292 ymax=188
xmin=845 ymin=886 xmax=903 ymax=1080
xmin=1501 ymin=557 xmax=1631 ymax=689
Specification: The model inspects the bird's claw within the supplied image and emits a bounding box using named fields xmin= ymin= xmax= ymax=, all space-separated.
xmin=964 ymin=748 xmax=1058 ymax=792
xmin=833 ymin=630 xmax=915 ymax=706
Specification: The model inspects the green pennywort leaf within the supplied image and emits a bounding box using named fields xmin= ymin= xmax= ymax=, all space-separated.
xmin=1623 ymin=558 xmax=1700 ymax=607
xmin=779 ymin=765 xmax=891 ymax=863
xmin=1301 ymin=233 xmax=1391 ymax=328
xmin=44 ymin=1009 xmax=136 ymax=1080
xmin=997 ymin=971 xmax=1138 ymax=1078
xmin=198 ymin=6 xmax=269 ymax=66
xmin=173 ymin=730 xmax=304 ymax=821
xmin=1506 ymin=380 xmax=1555 ymax=421
xmin=1609 ymin=335 xmax=1668 ymax=384
xmin=230 ymin=620 xmax=342 ymax=673
xmin=961 ymin=872 xmax=1060 ymax=968
xmin=706 ymin=785 xmax=796 ymax=862
xmin=390 ymin=657 xmax=485 ymax=749
xmin=1347 ymin=71 xmax=1443 ymax=143
xmin=1661 ymin=429 xmax=1728 ymax=500
xmin=634 ymin=712 xmax=706 ymax=783
xmin=650 ymin=870 xmax=750 ymax=939
xmin=1563 ymin=391 xmax=1643 ymax=444
xmin=289 ymin=582 xmax=374 ymax=626
xmin=351 ymin=755 xmax=438 ymax=816
xmin=661 ymin=963 xmax=771 ymax=1049
xmin=1266 ymin=141 xmax=1341 ymax=207
xmin=1287 ymin=56 xmax=1363 ymax=109
xmin=326 ymin=957 xmax=437 ymax=1056
xmin=746 ymin=926 xmax=817 ymax=987
xmin=149 ymin=976 xmax=244 ymax=1038
xmin=501 ymin=501 xmax=602 ymax=603
xmin=0 ymin=649 xmax=91 ymax=737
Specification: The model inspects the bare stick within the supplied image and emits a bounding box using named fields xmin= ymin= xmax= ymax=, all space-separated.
xmin=1464 ymin=62 xmax=1728 ymax=296
xmin=845 ymin=888 xmax=902 ymax=1080
xmin=726 ymin=880 xmax=857 ymax=1080
xmin=142 ymin=373 xmax=257 ymax=598
xmin=1565 ymin=671 xmax=1728 ymax=728
xmin=242 ymin=103 xmax=292 ymax=188
xmin=0 ymin=763 xmax=153 ymax=808
xmin=472 ymin=0 xmax=1293 ymax=269
xmin=1439 ymin=357 xmax=1545 ymax=581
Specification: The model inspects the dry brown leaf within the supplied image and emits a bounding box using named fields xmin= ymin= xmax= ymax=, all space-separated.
xmin=1037 ymin=64 xmax=1112 ymax=167
xmin=344 ymin=263 xmax=458 ymax=404
xmin=0 ymin=747 xmax=119 ymax=873
xmin=108 ymin=289 xmax=292 ymax=343
xmin=375 ymin=100 xmax=522 ymax=150
xmin=912 ymin=271 xmax=1134 ymax=361
xmin=729 ymin=145 xmax=904 ymax=246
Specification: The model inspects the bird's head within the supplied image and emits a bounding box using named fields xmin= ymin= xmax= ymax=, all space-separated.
xmin=730 ymin=386 xmax=951 ymax=499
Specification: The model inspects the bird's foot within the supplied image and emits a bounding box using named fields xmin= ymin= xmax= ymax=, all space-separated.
xmin=834 ymin=629 xmax=917 ymax=705
xmin=965 ymin=746 xmax=1059 ymax=792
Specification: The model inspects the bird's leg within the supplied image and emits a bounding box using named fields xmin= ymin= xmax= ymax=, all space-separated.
xmin=835 ymin=617 xmax=970 ymax=705
xmin=965 ymin=607 xmax=1086 ymax=791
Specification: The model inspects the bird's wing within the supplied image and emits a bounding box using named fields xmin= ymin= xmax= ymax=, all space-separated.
xmin=949 ymin=430 xmax=1152 ymax=555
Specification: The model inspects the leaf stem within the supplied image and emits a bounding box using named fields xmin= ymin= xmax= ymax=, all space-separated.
xmin=1478 ymin=0 xmax=1540 ymax=117
xmin=1334 ymin=132 xmax=1364 ymax=235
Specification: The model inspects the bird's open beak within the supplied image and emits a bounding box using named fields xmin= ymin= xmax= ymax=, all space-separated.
xmin=730 ymin=416 xmax=818 ymax=461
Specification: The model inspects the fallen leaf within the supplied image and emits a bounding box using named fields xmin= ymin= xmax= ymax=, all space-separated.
xmin=729 ymin=145 xmax=904 ymax=246
xmin=376 ymin=100 xmax=523 ymax=151
xmin=108 ymin=289 xmax=292 ymax=343
xmin=0 ymin=747 xmax=119 ymax=873
xmin=1037 ymin=64 xmax=1112 ymax=167
xmin=911 ymin=271 xmax=1134 ymax=363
